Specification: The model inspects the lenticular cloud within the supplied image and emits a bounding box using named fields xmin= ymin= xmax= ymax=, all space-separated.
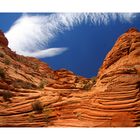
xmin=5 ymin=13 xmax=136 ymax=58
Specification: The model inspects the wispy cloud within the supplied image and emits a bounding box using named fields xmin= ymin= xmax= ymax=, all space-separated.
xmin=5 ymin=13 xmax=137 ymax=58
xmin=23 ymin=47 xmax=67 ymax=58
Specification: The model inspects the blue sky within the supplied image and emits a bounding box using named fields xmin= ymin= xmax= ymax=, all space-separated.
xmin=0 ymin=13 xmax=140 ymax=78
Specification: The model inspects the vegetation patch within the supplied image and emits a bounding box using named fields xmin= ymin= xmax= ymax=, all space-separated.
xmin=83 ymin=81 xmax=93 ymax=90
xmin=31 ymin=63 xmax=39 ymax=71
xmin=38 ymin=80 xmax=48 ymax=89
xmin=0 ymin=52 xmax=4 ymax=57
xmin=22 ymin=82 xmax=37 ymax=89
xmin=38 ymin=81 xmax=45 ymax=89
xmin=32 ymin=100 xmax=43 ymax=113
xmin=91 ymin=76 xmax=97 ymax=84
xmin=4 ymin=58 xmax=11 ymax=65
xmin=17 ymin=56 xmax=26 ymax=63
xmin=0 ymin=68 xmax=5 ymax=79
xmin=13 ymin=79 xmax=37 ymax=89
xmin=82 ymin=76 xmax=97 ymax=90
xmin=2 ymin=90 xmax=13 ymax=102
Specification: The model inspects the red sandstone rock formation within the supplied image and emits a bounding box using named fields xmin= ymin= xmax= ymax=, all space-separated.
xmin=0 ymin=28 xmax=140 ymax=127
xmin=0 ymin=30 xmax=8 ymax=47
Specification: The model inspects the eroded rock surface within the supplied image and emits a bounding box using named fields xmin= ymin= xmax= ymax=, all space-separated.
xmin=0 ymin=28 xmax=140 ymax=127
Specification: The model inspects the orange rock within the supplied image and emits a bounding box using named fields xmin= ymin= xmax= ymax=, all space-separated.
xmin=0 ymin=28 xmax=140 ymax=127
xmin=0 ymin=29 xmax=8 ymax=46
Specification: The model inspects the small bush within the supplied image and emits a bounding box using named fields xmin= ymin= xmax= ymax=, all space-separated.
xmin=38 ymin=83 xmax=44 ymax=89
xmin=32 ymin=100 xmax=43 ymax=113
xmin=32 ymin=63 xmax=39 ymax=70
xmin=23 ymin=82 xmax=34 ymax=89
xmin=2 ymin=91 xmax=13 ymax=101
xmin=4 ymin=58 xmax=10 ymax=65
xmin=0 ymin=68 xmax=5 ymax=79
xmin=17 ymin=56 xmax=25 ymax=63
xmin=83 ymin=82 xmax=92 ymax=90
xmin=91 ymin=76 xmax=97 ymax=84
xmin=13 ymin=64 xmax=21 ymax=69
xmin=0 ymin=52 xmax=4 ymax=57
xmin=13 ymin=79 xmax=37 ymax=89
xmin=83 ymin=80 xmax=95 ymax=90
xmin=38 ymin=80 xmax=47 ymax=89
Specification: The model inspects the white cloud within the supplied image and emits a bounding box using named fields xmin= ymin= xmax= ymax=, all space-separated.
xmin=5 ymin=13 xmax=137 ymax=58
xmin=22 ymin=47 xmax=67 ymax=58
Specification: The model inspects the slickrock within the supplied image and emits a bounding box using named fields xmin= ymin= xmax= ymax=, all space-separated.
xmin=0 ymin=28 xmax=140 ymax=127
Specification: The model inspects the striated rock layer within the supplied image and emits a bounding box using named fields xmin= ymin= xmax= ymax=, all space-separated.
xmin=0 ymin=28 xmax=140 ymax=127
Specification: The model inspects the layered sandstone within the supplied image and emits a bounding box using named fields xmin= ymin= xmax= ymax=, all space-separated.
xmin=0 ymin=30 xmax=8 ymax=47
xmin=0 ymin=28 xmax=140 ymax=127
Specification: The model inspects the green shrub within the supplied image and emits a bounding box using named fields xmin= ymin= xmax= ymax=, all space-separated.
xmin=0 ymin=52 xmax=4 ymax=57
xmin=83 ymin=79 xmax=96 ymax=90
xmin=2 ymin=91 xmax=13 ymax=101
xmin=32 ymin=63 xmax=39 ymax=70
xmin=13 ymin=79 xmax=37 ymax=89
xmin=4 ymin=58 xmax=10 ymax=65
xmin=23 ymin=82 xmax=34 ymax=89
xmin=38 ymin=80 xmax=47 ymax=89
xmin=32 ymin=100 xmax=43 ymax=113
xmin=38 ymin=82 xmax=44 ymax=89
xmin=0 ymin=68 xmax=5 ymax=78
xmin=13 ymin=64 xmax=21 ymax=69
xmin=83 ymin=82 xmax=92 ymax=90
xmin=17 ymin=57 xmax=24 ymax=62
xmin=91 ymin=76 xmax=97 ymax=84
